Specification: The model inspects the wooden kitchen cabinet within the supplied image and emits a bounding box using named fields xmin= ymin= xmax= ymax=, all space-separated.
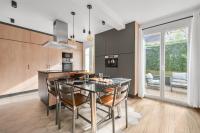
xmin=0 ymin=39 xmax=29 ymax=94
xmin=30 ymin=31 xmax=53 ymax=45
xmin=25 ymin=43 xmax=50 ymax=90
xmin=0 ymin=23 xmax=30 ymax=42
xmin=0 ymin=23 xmax=83 ymax=96
xmin=0 ymin=39 xmax=49 ymax=94
xmin=48 ymin=48 xmax=62 ymax=70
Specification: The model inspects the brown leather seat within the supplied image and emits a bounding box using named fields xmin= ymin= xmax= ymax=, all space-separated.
xmin=103 ymin=88 xmax=114 ymax=93
xmin=61 ymin=93 xmax=87 ymax=107
xmin=98 ymin=94 xmax=124 ymax=107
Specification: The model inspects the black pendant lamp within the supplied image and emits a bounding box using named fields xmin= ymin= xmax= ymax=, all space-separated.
xmin=71 ymin=11 xmax=76 ymax=42
xmin=87 ymin=4 xmax=93 ymax=41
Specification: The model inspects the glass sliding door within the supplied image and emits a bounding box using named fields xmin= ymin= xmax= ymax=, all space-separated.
xmin=144 ymin=33 xmax=161 ymax=97
xmin=164 ymin=27 xmax=189 ymax=102
xmin=143 ymin=19 xmax=190 ymax=104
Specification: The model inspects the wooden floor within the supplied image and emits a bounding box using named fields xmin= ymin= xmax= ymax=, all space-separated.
xmin=0 ymin=92 xmax=200 ymax=133
xmin=146 ymin=85 xmax=187 ymax=102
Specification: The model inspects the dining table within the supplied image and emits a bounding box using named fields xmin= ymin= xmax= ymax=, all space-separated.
xmin=66 ymin=78 xmax=132 ymax=133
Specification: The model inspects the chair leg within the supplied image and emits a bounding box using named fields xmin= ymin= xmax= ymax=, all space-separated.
xmin=72 ymin=110 xmax=76 ymax=133
xmin=125 ymin=99 xmax=128 ymax=128
xmin=58 ymin=102 xmax=61 ymax=129
xmin=109 ymin=108 xmax=111 ymax=119
xmin=117 ymin=104 xmax=121 ymax=118
xmin=47 ymin=106 xmax=49 ymax=116
xmin=112 ymin=108 xmax=115 ymax=133
xmin=56 ymin=98 xmax=59 ymax=125
xmin=47 ymin=93 xmax=49 ymax=116
xmin=77 ymin=108 xmax=79 ymax=119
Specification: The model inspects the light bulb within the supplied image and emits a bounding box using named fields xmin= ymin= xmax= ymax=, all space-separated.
xmin=71 ymin=35 xmax=76 ymax=43
xmin=87 ymin=34 xmax=93 ymax=41
xmin=71 ymin=38 xmax=76 ymax=43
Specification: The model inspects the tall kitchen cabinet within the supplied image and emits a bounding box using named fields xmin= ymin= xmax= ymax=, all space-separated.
xmin=0 ymin=23 xmax=54 ymax=95
xmin=95 ymin=22 xmax=139 ymax=97
xmin=0 ymin=39 xmax=29 ymax=94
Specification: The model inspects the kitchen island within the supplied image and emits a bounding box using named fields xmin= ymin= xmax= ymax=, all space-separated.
xmin=38 ymin=70 xmax=90 ymax=106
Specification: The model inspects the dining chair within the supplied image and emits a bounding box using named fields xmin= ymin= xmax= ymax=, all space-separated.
xmin=57 ymin=82 xmax=88 ymax=132
xmin=46 ymin=79 xmax=59 ymax=125
xmin=98 ymin=84 xmax=130 ymax=133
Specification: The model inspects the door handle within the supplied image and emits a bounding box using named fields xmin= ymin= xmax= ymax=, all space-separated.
xmin=46 ymin=64 xmax=50 ymax=69
xmin=27 ymin=64 xmax=30 ymax=70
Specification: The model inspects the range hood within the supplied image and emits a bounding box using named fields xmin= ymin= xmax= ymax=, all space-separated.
xmin=43 ymin=20 xmax=77 ymax=49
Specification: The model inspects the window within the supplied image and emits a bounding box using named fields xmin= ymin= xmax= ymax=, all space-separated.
xmin=143 ymin=18 xmax=191 ymax=104
xmin=84 ymin=44 xmax=94 ymax=72
xmin=85 ymin=47 xmax=90 ymax=72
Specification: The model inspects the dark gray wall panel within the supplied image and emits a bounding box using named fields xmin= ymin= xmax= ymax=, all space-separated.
xmin=118 ymin=23 xmax=135 ymax=54
xmin=95 ymin=22 xmax=136 ymax=96
xmin=95 ymin=56 xmax=105 ymax=74
xmin=105 ymin=30 xmax=112 ymax=55
xmin=105 ymin=67 xmax=119 ymax=78
xmin=95 ymin=34 xmax=106 ymax=56
xmin=118 ymin=53 xmax=135 ymax=94
xmin=118 ymin=53 xmax=134 ymax=78
xmin=105 ymin=30 xmax=119 ymax=55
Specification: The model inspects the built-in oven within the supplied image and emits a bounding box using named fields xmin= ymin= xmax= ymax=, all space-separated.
xmin=62 ymin=63 xmax=73 ymax=71
xmin=62 ymin=52 xmax=73 ymax=71
xmin=105 ymin=55 xmax=118 ymax=68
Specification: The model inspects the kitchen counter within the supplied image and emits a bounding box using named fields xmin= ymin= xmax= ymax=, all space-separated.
xmin=38 ymin=70 xmax=86 ymax=73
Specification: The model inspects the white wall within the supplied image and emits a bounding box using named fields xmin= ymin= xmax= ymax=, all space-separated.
xmin=83 ymin=41 xmax=95 ymax=73
xmin=141 ymin=5 xmax=200 ymax=29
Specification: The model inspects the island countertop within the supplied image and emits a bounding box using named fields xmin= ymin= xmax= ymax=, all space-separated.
xmin=38 ymin=70 xmax=86 ymax=74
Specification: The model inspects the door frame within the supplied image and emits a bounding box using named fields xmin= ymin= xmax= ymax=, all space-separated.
xmin=143 ymin=18 xmax=191 ymax=105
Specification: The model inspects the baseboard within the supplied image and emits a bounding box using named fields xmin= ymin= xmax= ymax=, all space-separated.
xmin=49 ymin=105 xmax=56 ymax=110
xmin=128 ymin=94 xmax=137 ymax=98
xmin=0 ymin=89 xmax=38 ymax=99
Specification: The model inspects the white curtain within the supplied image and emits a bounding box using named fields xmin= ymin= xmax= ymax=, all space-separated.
xmin=188 ymin=11 xmax=200 ymax=107
xmin=135 ymin=28 xmax=145 ymax=98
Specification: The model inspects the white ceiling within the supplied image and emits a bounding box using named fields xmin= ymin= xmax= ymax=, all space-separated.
xmin=0 ymin=0 xmax=200 ymax=42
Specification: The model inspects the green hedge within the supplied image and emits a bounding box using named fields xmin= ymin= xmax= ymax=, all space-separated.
xmin=146 ymin=42 xmax=187 ymax=75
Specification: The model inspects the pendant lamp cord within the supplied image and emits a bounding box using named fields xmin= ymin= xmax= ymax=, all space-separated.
xmin=73 ymin=14 xmax=74 ymax=38
xmin=89 ymin=8 xmax=90 ymax=34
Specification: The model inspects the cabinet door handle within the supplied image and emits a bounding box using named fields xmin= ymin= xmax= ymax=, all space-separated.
xmin=46 ymin=64 xmax=50 ymax=69
xmin=27 ymin=64 xmax=30 ymax=70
